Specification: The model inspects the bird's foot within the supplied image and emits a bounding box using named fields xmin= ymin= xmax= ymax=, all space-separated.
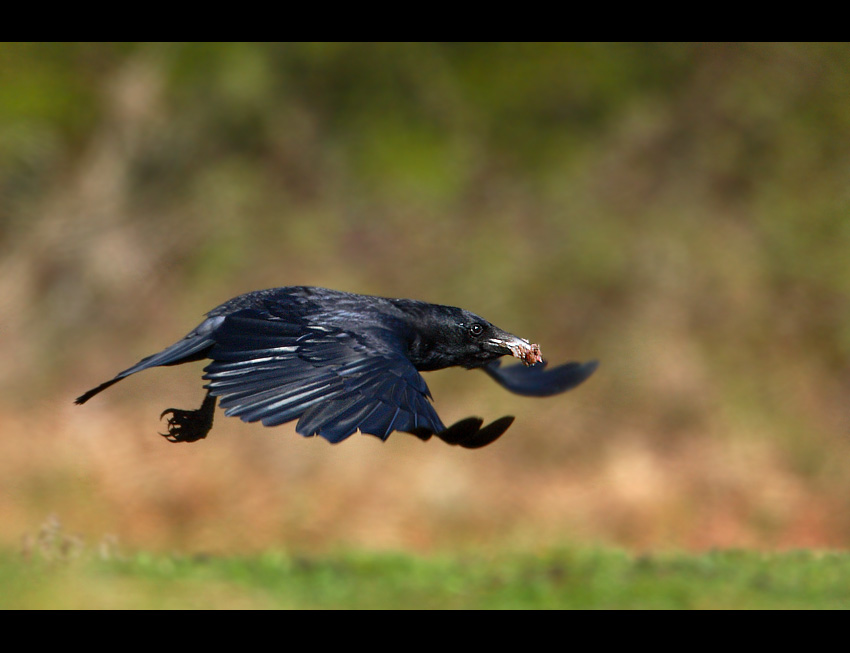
xmin=409 ymin=415 xmax=515 ymax=449
xmin=159 ymin=393 xmax=216 ymax=443
xmin=438 ymin=416 xmax=515 ymax=449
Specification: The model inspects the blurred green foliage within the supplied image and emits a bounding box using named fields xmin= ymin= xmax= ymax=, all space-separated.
xmin=3 ymin=45 xmax=846 ymax=307
xmin=7 ymin=544 xmax=850 ymax=609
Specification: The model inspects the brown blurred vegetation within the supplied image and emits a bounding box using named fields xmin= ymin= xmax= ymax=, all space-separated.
xmin=2 ymin=42 xmax=850 ymax=554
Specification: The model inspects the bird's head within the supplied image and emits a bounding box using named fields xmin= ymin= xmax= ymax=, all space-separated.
xmin=406 ymin=305 xmax=544 ymax=371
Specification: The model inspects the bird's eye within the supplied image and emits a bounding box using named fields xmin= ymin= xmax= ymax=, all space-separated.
xmin=468 ymin=323 xmax=484 ymax=338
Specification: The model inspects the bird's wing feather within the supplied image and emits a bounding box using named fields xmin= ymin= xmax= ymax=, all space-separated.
xmin=483 ymin=359 xmax=599 ymax=397
xmin=203 ymin=310 xmax=445 ymax=443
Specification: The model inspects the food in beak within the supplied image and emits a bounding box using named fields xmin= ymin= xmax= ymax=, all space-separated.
xmin=493 ymin=336 xmax=544 ymax=366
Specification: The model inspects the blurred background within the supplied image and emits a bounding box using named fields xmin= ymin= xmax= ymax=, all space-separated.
xmin=2 ymin=42 xmax=850 ymax=555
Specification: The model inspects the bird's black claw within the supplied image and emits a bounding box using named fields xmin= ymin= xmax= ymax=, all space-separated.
xmin=159 ymin=393 xmax=216 ymax=443
xmin=407 ymin=427 xmax=435 ymax=442
xmin=159 ymin=408 xmax=211 ymax=442
xmin=437 ymin=417 xmax=484 ymax=445
xmin=458 ymin=416 xmax=515 ymax=449
xmin=428 ymin=415 xmax=514 ymax=448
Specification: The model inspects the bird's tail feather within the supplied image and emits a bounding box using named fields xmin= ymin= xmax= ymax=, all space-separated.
xmin=75 ymin=335 xmax=214 ymax=404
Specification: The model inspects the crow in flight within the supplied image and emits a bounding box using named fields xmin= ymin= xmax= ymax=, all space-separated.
xmin=76 ymin=287 xmax=597 ymax=449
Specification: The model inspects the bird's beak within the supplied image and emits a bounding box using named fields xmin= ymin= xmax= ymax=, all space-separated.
xmin=487 ymin=332 xmax=544 ymax=366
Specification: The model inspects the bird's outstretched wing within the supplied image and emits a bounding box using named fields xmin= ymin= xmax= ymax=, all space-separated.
xmin=203 ymin=309 xmax=458 ymax=444
xmin=483 ymin=359 xmax=599 ymax=397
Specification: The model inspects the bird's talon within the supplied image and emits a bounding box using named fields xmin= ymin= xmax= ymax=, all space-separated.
xmin=157 ymin=404 xmax=213 ymax=443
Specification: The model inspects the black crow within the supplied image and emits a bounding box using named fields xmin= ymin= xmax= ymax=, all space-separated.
xmin=76 ymin=286 xmax=597 ymax=449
